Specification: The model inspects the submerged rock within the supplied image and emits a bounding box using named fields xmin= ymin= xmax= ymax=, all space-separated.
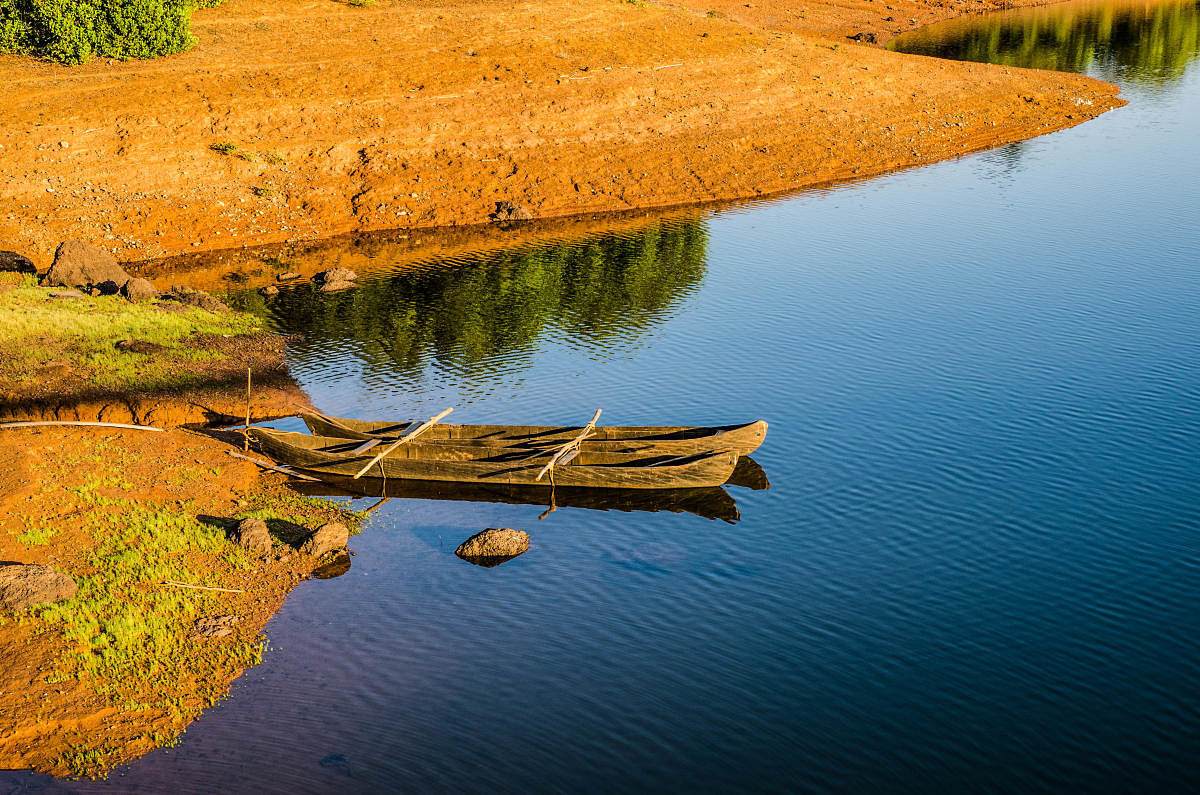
xmin=455 ymin=527 xmax=530 ymax=566
xmin=0 ymin=563 xmax=77 ymax=611
xmin=41 ymin=240 xmax=130 ymax=292
xmin=301 ymin=522 xmax=349 ymax=557
xmin=489 ymin=200 xmax=533 ymax=222
xmin=230 ymin=517 xmax=272 ymax=554
xmin=260 ymin=284 xmax=280 ymax=297
xmin=315 ymin=268 xmax=357 ymax=284
xmin=0 ymin=250 xmax=36 ymax=274
xmin=319 ymin=279 xmax=355 ymax=293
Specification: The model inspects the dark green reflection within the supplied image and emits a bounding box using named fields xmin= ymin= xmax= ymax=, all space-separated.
xmin=235 ymin=220 xmax=708 ymax=377
xmin=890 ymin=0 xmax=1200 ymax=87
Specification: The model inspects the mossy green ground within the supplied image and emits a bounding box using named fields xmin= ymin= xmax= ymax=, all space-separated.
xmin=0 ymin=275 xmax=259 ymax=396
xmin=1 ymin=430 xmax=362 ymax=779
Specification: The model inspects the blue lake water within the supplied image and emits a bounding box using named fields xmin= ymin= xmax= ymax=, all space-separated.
xmin=7 ymin=0 xmax=1200 ymax=790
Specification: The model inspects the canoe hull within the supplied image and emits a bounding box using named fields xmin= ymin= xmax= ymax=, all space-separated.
xmin=251 ymin=429 xmax=740 ymax=489
xmin=302 ymin=413 xmax=767 ymax=456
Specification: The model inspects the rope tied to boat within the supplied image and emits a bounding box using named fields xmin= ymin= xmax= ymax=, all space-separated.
xmin=536 ymin=408 xmax=602 ymax=482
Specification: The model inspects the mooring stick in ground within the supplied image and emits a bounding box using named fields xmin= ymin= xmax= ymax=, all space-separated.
xmin=537 ymin=408 xmax=602 ymax=481
xmin=353 ymin=407 xmax=454 ymax=479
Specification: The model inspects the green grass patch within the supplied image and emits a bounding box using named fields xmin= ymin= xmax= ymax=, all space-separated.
xmin=0 ymin=278 xmax=260 ymax=395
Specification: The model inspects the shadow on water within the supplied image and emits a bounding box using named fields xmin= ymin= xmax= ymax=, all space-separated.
xmin=289 ymin=474 xmax=745 ymax=523
xmin=890 ymin=0 xmax=1200 ymax=88
xmin=228 ymin=219 xmax=709 ymax=385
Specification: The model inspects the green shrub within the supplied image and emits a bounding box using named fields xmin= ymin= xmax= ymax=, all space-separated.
xmin=0 ymin=0 xmax=223 ymax=64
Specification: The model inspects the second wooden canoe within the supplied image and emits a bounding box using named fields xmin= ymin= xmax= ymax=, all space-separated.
xmin=250 ymin=428 xmax=740 ymax=489
xmin=301 ymin=412 xmax=768 ymax=456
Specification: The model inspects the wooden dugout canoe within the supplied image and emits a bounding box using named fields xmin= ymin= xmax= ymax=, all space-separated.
xmin=249 ymin=428 xmax=740 ymax=489
xmin=301 ymin=412 xmax=768 ymax=456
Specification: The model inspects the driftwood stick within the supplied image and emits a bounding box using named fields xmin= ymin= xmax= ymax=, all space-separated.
xmin=226 ymin=449 xmax=321 ymax=482
xmin=0 ymin=421 xmax=163 ymax=432
xmin=537 ymin=408 xmax=602 ymax=481
xmin=164 ymin=580 xmax=245 ymax=594
xmin=364 ymin=497 xmax=391 ymax=514
xmin=352 ymin=407 xmax=454 ymax=480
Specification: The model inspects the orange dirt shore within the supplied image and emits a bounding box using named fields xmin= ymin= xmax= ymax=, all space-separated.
xmin=0 ymin=0 xmax=1123 ymax=268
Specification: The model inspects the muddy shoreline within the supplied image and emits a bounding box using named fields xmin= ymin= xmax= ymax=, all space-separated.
xmin=0 ymin=0 xmax=1123 ymax=268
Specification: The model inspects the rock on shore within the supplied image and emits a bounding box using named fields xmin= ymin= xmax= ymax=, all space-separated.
xmin=301 ymin=522 xmax=349 ymax=556
xmin=0 ymin=563 xmax=77 ymax=611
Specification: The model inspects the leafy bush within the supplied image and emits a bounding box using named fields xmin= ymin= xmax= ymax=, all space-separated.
xmin=0 ymin=0 xmax=224 ymax=64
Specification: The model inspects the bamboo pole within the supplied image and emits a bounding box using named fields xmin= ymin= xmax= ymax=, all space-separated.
xmin=352 ymin=407 xmax=454 ymax=479
xmin=226 ymin=449 xmax=321 ymax=481
xmin=536 ymin=409 xmax=602 ymax=481
xmin=164 ymin=580 xmax=245 ymax=594
xmin=0 ymin=421 xmax=162 ymax=432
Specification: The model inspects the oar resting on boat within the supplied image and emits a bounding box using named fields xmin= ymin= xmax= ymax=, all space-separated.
xmin=301 ymin=412 xmax=768 ymax=456
xmin=248 ymin=428 xmax=740 ymax=490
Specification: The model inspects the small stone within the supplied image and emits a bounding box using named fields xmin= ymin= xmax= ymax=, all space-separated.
xmin=192 ymin=614 xmax=241 ymax=639
xmin=260 ymin=284 xmax=280 ymax=297
xmin=0 ymin=564 xmax=77 ymax=611
xmin=848 ymin=31 xmax=879 ymax=43
xmin=122 ymin=277 xmax=157 ymax=302
xmin=489 ymin=200 xmax=533 ymax=222
xmin=230 ymin=517 xmax=272 ymax=553
xmin=300 ymin=522 xmax=349 ymax=557
xmin=169 ymin=285 xmax=228 ymax=312
xmin=276 ymin=272 xmax=301 ymax=282
xmin=115 ymin=339 xmax=167 ymax=354
xmin=455 ymin=527 xmax=530 ymax=565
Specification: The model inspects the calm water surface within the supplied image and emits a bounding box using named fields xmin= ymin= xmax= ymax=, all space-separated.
xmin=8 ymin=0 xmax=1200 ymax=791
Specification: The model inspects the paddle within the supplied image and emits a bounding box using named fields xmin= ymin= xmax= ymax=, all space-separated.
xmin=352 ymin=407 xmax=454 ymax=479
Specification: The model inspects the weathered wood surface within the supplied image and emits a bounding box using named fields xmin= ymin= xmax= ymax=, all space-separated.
xmin=303 ymin=413 xmax=768 ymax=456
xmin=251 ymin=428 xmax=739 ymax=489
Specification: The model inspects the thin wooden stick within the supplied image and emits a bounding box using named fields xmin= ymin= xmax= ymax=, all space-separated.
xmin=353 ymin=407 xmax=454 ymax=479
xmin=164 ymin=580 xmax=244 ymax=594
xmin=226 ymin=449 xmax=321 ymax=481
xmin=244 ymin=367 xmax=252 ymax=452
xmin=0 ymin=421 xmax=162 ymax=432
xmin=364 ymin=497 xmax=391 ymax=514
xmin=537 ymin=409 xmax=602 ymax=481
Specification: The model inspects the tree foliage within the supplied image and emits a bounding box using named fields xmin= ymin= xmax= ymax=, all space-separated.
xmin=0 ymin=0 xmax=222 ymax=63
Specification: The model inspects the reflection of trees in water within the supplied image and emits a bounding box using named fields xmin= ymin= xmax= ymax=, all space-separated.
xmin=892 ymin=0 xmax=1200 ymax=86
xmin=251 ymin=220 xmax=708 ymax=377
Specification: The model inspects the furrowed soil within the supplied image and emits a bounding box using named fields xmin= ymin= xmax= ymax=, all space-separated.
xmin=0 ymin=0 xmax=1123 ymax=269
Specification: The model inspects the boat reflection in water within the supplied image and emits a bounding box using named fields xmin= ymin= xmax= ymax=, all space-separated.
xmin=288 ymin=457 xmax=772 ymax=525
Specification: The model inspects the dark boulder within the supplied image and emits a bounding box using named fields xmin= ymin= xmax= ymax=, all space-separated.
xmin=41 ymin=241 xmax=130 ymax=291
xmin=0 ymin=251 xmax=36 ymax=275
xmin=0 ymin=563 xmax=77 ymax=611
